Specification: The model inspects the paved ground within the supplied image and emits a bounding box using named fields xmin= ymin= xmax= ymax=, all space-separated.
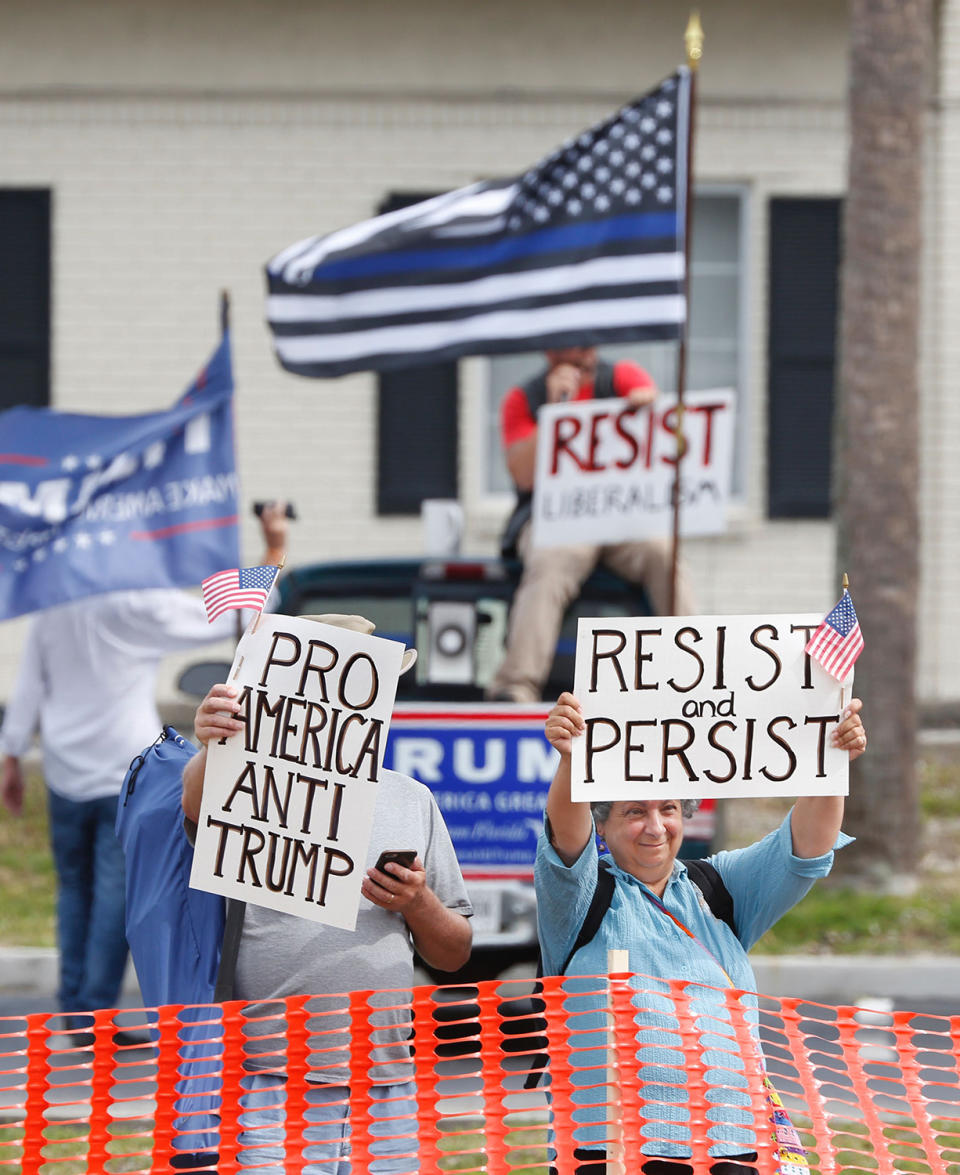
xmin=3 ymin=946 xmax=960 ymax=1017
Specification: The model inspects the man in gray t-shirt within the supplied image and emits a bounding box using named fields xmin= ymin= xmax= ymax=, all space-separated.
xmin=182 ymin=615 xmax=473 ymax=1174
xmin=233 ymin=767 xmax=472 ymax=1086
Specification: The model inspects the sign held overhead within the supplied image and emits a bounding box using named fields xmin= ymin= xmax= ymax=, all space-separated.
xmin=571 ymin=613 xmax=851 ymax=802
xmin=190 ymin=615 xmax=404 ymax=930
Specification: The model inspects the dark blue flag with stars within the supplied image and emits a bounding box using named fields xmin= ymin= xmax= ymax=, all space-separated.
xmin=0 ymin=334 xmax=240 ymax=619
xmin=267 ymin=69 xmax=690 ymax=377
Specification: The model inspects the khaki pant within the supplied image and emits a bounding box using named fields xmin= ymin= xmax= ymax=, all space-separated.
xmin=488 ymin=523 xmax=695 ymax=703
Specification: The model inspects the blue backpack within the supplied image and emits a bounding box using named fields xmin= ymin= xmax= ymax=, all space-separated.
xmin=117 ymin=726 xmax=245 ymax=1168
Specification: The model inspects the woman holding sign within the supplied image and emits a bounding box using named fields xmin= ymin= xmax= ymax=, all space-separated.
xmin=538 ymin=690 xmax=866 ymax=1175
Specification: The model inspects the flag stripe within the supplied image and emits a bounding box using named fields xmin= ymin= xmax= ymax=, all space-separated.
xmin=267 ymin=251 xmax=684 ymax=327
xmin=271 ymin=211 xmax=679 ymax=288
xmin=270 ymin=231 xmax=680 ymax=299
xmin=275 ymin=317 xmax=686 ymax=379
xmin=129 ymin=514 xmax=239 ymax=541
xmin=204 ymin=594 xmax=272 ymax=621
xmin=269 ymin=280 xmax=683 ymax=340
xmin=274 ymin=294 xmax=686 ymax=369
xmin=270 ymin=180 xmax=518 ymax=278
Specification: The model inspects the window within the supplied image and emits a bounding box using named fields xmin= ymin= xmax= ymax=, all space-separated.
xmin=0 ymin=190 xmax=50 ymax=411
xmin=483 ymin=190 xmax=747 ymax=496
xmin=767 ymin=197 xmax=841 ymax=518
xmin=376 ymin=192 xmax=458 ymax=515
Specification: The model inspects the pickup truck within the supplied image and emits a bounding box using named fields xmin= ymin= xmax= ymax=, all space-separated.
xmin=179 ymin=555 xmax=716 ymax=981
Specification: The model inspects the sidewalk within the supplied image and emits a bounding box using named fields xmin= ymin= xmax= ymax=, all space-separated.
xmin=0 ymin=947 xmax=142 ymax=1007
xmin=3 ymin=944 xmax=959 ymax=1011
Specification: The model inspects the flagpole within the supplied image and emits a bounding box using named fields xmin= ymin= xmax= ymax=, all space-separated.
xmin=669 ymin=12 xmax=703 ymax=615
xmin=840 ymin=570 xmax=851 ymax=712
xmin=250 ymin=563 xmax=281 ymax=635
xmin=220 ymin=289 xmax=230 ymax=337
xmin=220 ymin=289 xmax=246 ymax=647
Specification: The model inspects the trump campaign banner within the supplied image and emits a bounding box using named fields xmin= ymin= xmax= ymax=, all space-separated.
xmin=0 ymin=335 xmax=240 ymax=619
xmin=531 ymin=388 xmax=735 ymax=549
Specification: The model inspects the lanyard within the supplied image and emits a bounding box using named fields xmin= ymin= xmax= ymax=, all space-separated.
xmin=638 ymin=883 xmax=736 ymax=987
xmin=637 ymin=879 xmax=811 ymax=1172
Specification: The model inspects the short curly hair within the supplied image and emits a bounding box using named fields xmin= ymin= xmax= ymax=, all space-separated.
xmin=590 ymin=798 xmax=700 ymax=825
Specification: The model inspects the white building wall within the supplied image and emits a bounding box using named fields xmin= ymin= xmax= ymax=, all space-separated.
xmin=0 ymin=0 xmax=948 ymax=707
xmin=920 ymin=0 xmax=960 ymax=702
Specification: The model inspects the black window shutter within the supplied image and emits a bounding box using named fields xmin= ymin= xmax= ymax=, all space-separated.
xmin=767 ymin=197 xmax=841 ymax=518
xmin=376 ymin=192 xmax=458 ymax=515
xmin=0 ymin=190 xmax=51 ymax=411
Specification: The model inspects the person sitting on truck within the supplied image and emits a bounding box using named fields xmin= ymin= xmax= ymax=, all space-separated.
xmin=488 ymin=346 xmax=696 ymax=704
xmin=537 ymin=689 xmax=867 ymax=1175
xmin=181 ymin=615 xmax=473 ymax=1175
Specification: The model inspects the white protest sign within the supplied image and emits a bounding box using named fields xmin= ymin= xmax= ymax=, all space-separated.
xmin=571 ymin=613 xmax=851 ymax=802
xmin=531 ymin=388 xmax=735 ymax=549
xmin=189 ymin=614 xmax=404 ymax=930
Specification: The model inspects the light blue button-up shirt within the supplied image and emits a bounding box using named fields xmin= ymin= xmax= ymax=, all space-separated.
xmin=535 ymin=809 xmax=852 ymax=1157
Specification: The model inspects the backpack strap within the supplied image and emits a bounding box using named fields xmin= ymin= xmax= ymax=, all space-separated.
xmin=522 ymin=857 xmax=616 ymax=1090
xmin=558 ymin=859 xmax=616 ymax=975
xmin=558 ymin=856 xmax=735 ymax=974
xmin=546 ymin=855 xmax=735 ymax=978
xmin=592 ymin=361 xmax=616 ymax=401
xmin=523 ymin=853 xmax=735 ymax=1090
xmin=213 ymin=898 xmax=246 ymax=1003
xmin=683 ymin=857 xmax=736 ymax=935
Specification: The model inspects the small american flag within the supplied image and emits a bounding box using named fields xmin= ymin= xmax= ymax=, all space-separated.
xmin=201 ymin=563 xmax=279 ymax=623
xmin=805 ymin=589 xmax=864 ymax=681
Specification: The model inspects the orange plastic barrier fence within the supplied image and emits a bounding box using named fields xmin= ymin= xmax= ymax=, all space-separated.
xmin=0 ymin=972 xmax=958 ymax=1174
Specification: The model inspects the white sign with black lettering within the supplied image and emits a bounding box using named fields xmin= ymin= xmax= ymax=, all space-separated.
xmin=190 ymin=615 xmax=404 ymax=930
xmin=531 ymin=389 xmax=735 ymax=549
xmin=571 ymin=614 xmax=850 ymax=802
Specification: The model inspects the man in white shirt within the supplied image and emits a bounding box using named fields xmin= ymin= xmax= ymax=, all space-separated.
xmin=0 ymin=504 xmax=288 ymax=1017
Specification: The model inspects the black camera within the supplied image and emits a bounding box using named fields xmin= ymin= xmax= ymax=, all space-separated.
xmin=252 ymin=501 xmax=297 ymax=519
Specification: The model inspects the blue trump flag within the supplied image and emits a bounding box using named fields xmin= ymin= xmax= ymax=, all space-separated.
xmin=0 ymin=334 xmax=240 ymax=620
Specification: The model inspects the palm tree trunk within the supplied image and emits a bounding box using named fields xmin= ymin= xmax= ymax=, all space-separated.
xmin=834 ymin=0 xmax=932 ymax=882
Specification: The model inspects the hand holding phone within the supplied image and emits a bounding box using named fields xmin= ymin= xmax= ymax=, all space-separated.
xmin=374 ymin=849 xmax=417 ymax=874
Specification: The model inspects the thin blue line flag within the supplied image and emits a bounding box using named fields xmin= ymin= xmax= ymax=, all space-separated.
xmin=266 ymin=69 xmax=690 ymax=377
xmin=0 ymin=334 xmax=240 ymax=620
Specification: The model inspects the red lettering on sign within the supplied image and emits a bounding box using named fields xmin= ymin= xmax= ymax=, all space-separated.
xmin=613 ymin=408 xmax=641 ymax=470
xmin=587 ymin=411 xmax=613 ymax=472
xmin=551 ymin=415 xmax=587 ymax=475
xmin=688 ymin=401 xmax=726 ymax=467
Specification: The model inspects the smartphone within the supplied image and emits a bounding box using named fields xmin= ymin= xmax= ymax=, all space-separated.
xmin=253 ymin=500 xmax=298 ymax=519
xmin=374 ymin=849 xmax=417 ymax=874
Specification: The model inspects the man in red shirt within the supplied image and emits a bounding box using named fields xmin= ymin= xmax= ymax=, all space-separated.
xmin=488 ymin=345 xmax=695 ymax=703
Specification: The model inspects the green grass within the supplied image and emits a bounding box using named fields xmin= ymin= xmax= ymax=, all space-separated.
xmin=750 ymin=884 xmax=960 ymax=954
xmin=7 ymin=754 xmax=960 ymax=957
xmin=0 ymin=1122 xmax=152 ymax=1174
xmin=0 ymin=770 xmax=57 ymax=946
xmin=0 ymin=1117 xmax=551 ymax=1175
xmin=920 ymin=755 xmax=960 ymax=818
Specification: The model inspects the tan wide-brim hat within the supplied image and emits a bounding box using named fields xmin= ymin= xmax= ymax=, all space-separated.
xmin=302 ymin=613 xmax=417 ymax=675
